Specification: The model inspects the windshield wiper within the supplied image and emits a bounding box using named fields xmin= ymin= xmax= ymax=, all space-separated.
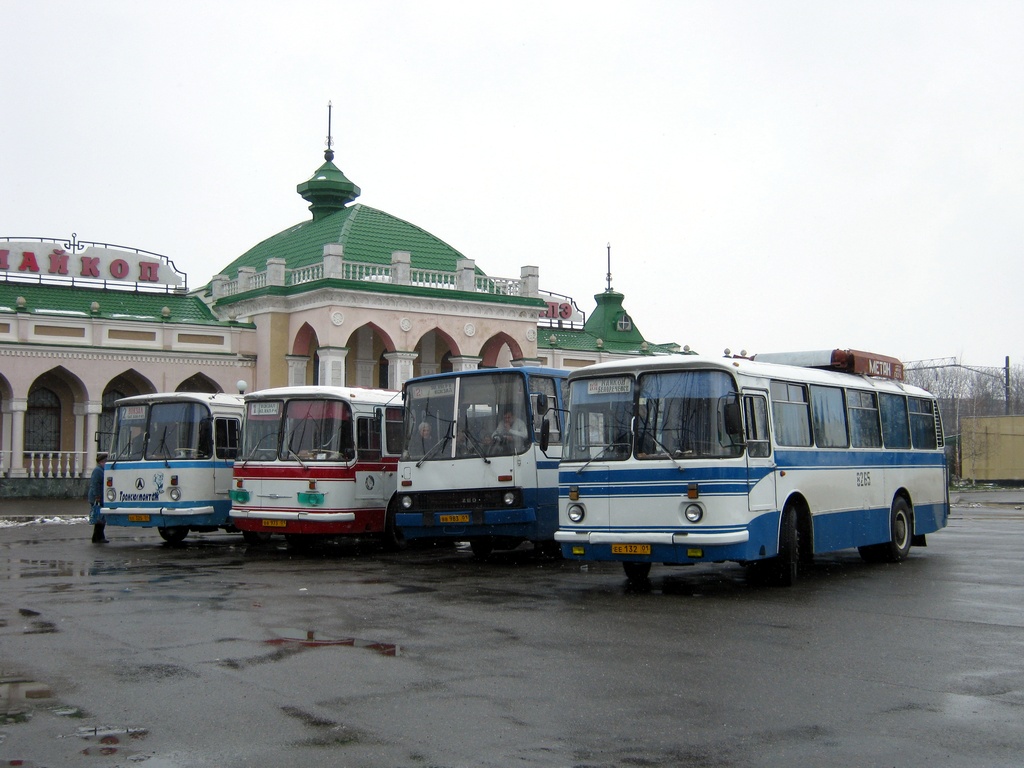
xmin=416 ymin=423 xmax=454 ymax=468
xmin=576 ymin=441 xmax=631 ymax=474
xmin=287 ymin=450 xmax=308 ymax=470
xmin=459 ymin=416 xmax=491 ymax=464
xmin=241 ymin=432 xmax=278 ymax=467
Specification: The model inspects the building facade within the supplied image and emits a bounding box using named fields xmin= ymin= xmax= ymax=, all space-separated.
xmin=1 ymin=143 xmax=678 ymax=495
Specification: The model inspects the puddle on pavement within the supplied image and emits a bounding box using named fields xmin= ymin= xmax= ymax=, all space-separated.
xmin=266 ymin=627 xmax=399 ymax=656
xmin=1 ymin=675 xmax=150 ymax=761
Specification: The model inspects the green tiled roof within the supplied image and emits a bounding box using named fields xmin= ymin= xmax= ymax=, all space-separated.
xmin=215 ymin=203 xmax=474 ymax=282
xmin=0 ymin=281 xmax=227 ymax=325
xmin=537 ymin=329 xmax=682 ymax=356
xmin=537 ymin=290 xmax=684 ymax=355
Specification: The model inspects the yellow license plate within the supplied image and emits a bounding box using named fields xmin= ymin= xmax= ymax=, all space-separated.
xmin=262 ymin=519 xmax=287 ymax=528
xmin=612 ymin=543 xmax=651 ymax=555
xmin=439 ymin=514 xmax=470 ymax=524
xmin=127 ymin=514 xmax=150 ymax=522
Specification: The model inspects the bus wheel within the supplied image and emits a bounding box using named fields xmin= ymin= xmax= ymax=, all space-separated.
xmin=158 ymin=526 xmax=189 ymax=544
xmin=622 ymin=561 xmax=652 ymax=583
xmin=860 ymin=497 xmax=913 ymax=563
xmin=242 ymin=531 xmax=273 ymax=544
xmin=470 ymin=539 xmax=494 ymax=560
xmin=382 ymin=502 xmax=408 ymax=552
xmin=751 ymin=504 xmax=799 ymax=587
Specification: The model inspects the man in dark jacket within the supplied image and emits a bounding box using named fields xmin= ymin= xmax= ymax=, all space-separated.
xmin=88 ymin=452 xmax=108 ymax=543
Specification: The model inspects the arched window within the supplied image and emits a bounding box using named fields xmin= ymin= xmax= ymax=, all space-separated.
xmin=25 ymin=387 xmax=61 ymax=452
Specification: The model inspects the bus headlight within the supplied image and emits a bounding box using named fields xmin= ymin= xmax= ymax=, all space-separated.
xmin=503 ymin=491 xmax=516 ymax=506
xmin=685 ymin=504 xmax=703 ymax=523
xmin=169 ymin=487 xmax=182 ymax=501
xmin=400 ymin=495 xmax=413 ymax=509
xmin=567 ymin=504 xmax=586 ymax=523
xmin=105 ymin=488 xmax=116 ymax=502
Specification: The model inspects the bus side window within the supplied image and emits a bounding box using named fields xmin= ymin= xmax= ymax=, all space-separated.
xmin=216 ymin=418 xmax=240 ymax=460
xmin=770 ymin=381 xmax=811 ymax=447
xmin=743 ymin=394 xmax=771 ymax=458
xmin=357 ymin=417 xmax=382 ymax=461
xmin=384 ymin=407 xmax=404 ymax=456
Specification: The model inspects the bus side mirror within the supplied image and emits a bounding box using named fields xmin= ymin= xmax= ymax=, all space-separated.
xmin=723 ymin=398 xmax=743 ymax=442
xmin=536 ymin=392 xmax=549 ymax=415
xmin=539 ymin=419 xmax=550 ymax=452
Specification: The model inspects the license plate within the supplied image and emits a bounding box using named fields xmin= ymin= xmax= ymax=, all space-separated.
xmin=439 ymin=514 xmax=470 ymax=524
xmin=612 ymin=543 xmax=651 ymax=555
xmin=127 ymin=514 xmax=150 ymax=522
xmin=262 ymin=519 xmax=287 ymax=528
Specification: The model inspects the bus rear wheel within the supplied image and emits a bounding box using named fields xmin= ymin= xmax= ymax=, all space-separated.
xmin=622 ymin=561 xmax=652 ymax=583
xmin=158 ymin=526 xmax=189 ymax=544
xmin=859 ymin=497 xmax=913 ymax=563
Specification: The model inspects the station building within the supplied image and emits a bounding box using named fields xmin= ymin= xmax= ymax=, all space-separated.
xmin=1 ymin=142 xmax=680 ymax=495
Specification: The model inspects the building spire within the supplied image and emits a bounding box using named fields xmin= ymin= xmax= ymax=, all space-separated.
xmin=606 ymin=242 xmax=613 ymax=292
xmin=325 ymin=101 xmax=335 ymax=162
xmin=296 ymin=101 xmax=361 ymax=220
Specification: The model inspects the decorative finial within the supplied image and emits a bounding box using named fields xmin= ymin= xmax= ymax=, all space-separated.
xmin=606 ymin=242 xmax=612 ymax=292
xmin=324 ymin=101 xmax=335 ymax=162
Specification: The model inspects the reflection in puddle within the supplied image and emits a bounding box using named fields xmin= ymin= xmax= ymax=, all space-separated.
xmin=1 ymin=677 xmax=54 ymax=722
xmin=267 ymin=627 xmax=399 ymax=657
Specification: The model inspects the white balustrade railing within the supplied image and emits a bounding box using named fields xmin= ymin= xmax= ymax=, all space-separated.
xmin=20 ymin=451 xmax=88 ymax=479
xmin=212 ymin=254 xmax=528 ymax=299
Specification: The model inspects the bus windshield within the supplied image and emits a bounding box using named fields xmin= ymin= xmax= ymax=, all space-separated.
xmin=147 ymin=402 xmax=212 ymax=460
xmin=111 ymin=401 xmax=212 ymax=461
xmin=564 ymin=370 xmax=743 ymax=462
xmin=636 ymin=370 xmax=743 ymax=459
xmin=564 ymin=375 xmax=635 ymax=461
xmin=404 ymin=372 xmax=530 ymax=460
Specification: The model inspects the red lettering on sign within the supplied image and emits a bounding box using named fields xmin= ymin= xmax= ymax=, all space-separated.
xmin=138 ymin=261 xmax=160 ymax=282
xmin=0 ymin=250 xmax=8 ymax=269
xmin=559 ymin=302 xmax=573 ymax=319
xmin=543 ymin=301 xmax=559 ymax=318
xmin=109 ymin=259 xmax=129 ymax=279
xmin=18 ymin=251 xmax=40 ymax=273
xmin=80 ymin=256 xmax=101 ymax=277
xmin=48 ymin=249 xmax=69 ymax=275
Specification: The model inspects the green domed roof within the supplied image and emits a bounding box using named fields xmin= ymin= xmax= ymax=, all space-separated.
xmin=215 ymin=144 xmax=472 ymax=283
xmin=217 ymin=202 xmax=470 ymax=281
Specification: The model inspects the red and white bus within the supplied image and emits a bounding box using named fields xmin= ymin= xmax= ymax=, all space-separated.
xmin=229 ymin=386 xmax=404 ymax=547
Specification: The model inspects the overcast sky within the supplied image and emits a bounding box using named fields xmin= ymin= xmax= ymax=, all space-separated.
xmin=3 ymin=1 xmax=1022 ymax=369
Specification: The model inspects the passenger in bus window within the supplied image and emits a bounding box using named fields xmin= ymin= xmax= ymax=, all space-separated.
xmin=413 ymin=422 xmax=435 ymax=454
xmin=490 ymin=408 xmax=528 ymax=449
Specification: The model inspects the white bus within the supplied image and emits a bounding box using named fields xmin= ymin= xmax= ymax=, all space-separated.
xmin=394 ymin=367 xmax=567 ymax=557
xmin=101 ymin=392 xmax=244 ymax=543
xmin=554 ymin=350 xmax=949 ymax=585
xmin=229 ymin=386 xmax=404 ymax=548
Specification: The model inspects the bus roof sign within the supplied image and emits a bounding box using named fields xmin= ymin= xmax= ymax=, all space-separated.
xmin=752 ymin=349 xmax=905 ymax=381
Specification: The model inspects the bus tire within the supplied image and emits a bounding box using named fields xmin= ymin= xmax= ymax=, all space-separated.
xmin=470 ymin=539 xmax=494 ymax=560
xmin=241 ymin=530 xmax=273 ymax=544
xmin=158 ymin=526 xmax=189 ymax=544
xmin=622 ymin=561 xmax=652 ymax=583
xmin=860 ymin=497 xmax=913 ymax=563
xmin=382 ymin=502 xmax=407 ymax=552
xmin=750 ymin=504 xmax=799 ymax=587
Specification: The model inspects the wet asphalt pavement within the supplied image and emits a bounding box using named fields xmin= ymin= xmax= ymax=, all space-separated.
xmin=0 ymin=490 xmax=1022 ymax=767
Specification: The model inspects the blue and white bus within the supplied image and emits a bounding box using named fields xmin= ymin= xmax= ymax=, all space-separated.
xmin=554 ymin=350 xmax=949 ymax=585
xmin=394 ymin=367 xmax=568 ymax=557
xmin=101 ymin=392 xmax=245 ymax=543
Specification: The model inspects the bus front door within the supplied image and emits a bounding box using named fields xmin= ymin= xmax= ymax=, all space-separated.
xmin=743 ymin=392 xmax=777 ymax=517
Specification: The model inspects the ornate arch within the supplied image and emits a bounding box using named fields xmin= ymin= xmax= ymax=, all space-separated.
xmin=176 ymin=372 xmax=222 ymax=394
xmin=478 ymin=332 xmax=524 ymax=368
